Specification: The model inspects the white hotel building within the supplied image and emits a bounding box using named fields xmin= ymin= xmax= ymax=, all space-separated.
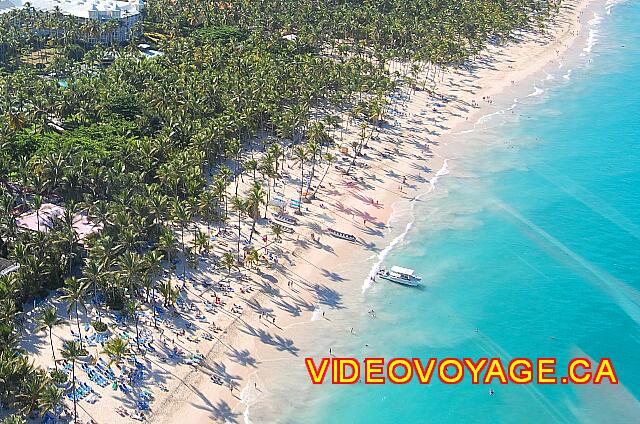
xmin=0 ymin=0 xmax=145 ymax=43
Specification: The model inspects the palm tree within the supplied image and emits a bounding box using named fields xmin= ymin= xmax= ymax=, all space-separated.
xmin=244 ymin=159 xmax=258 ymax=183
xmin=30 ymin=194 xmax=43 ymax=233
xmin=231 ymin=196 xmax=246 ymax=262
xmin=271 ymin=224 xmax=284 ymax=241
xmin=171 ymin=200 xmax=191 ymax=276
xmin=118 ymin=252 xmax=143 ymax=349
xmin=118 ymin=251 xmax=142 ymax=298
xmin=101 ymin=337 xmax=129 ymax=368
xmin=292 ymin=145 xmax=308 ymax=213
xmin=57 ymin=202 xmax=79 ymax=274
xmin=60 ymin=277 xmax=89 ymax=350
xmin=192 ymin=229 xmax=209 ymax=255
xmin=245 ymin=248 xmax=260 ymax=270
xmin=198 ymin=190 xmax=215 ymax=236
xmin=144 ymin=250 xmax=163 ymax=327
xmin=149 ymin=192 xmax=168 ymax=229
xmin=158 ymin=280 xmax=178 ymax=308
xmin=35 ymin=307 xmax=66 ymax=370
xmin=269 ymin=143 xmax=283 ymax=174
xmin=259 ymin=153 xmax=277 ymax=217
xmin=157 ymin=228 xmax=177 ymax=275
xmin=79 ymin=259 xmax=103 ymax=309
xmin=310 ymin=152 xmax=335 ymax=199
xmin=346 ymin=122 xmax=369 ymax=175
xmin=221 ymin=251 xmax=236 ymax=275
xmin=0 ymin=1 xmax=562 ymax=414
xmin=60 ymin=340 xmax=83 ymax=423
xmin=246 ymin=181 xmax=265 ymax=243
xmin=14 ymin=371 xmax=49 ymax=418
xmin=306 ymin=122 xmax=328 ymax=184
xmin=212 ymin=177 xmax=228 ymax=221
xmin=38 ymin=384 xmax=65 ymax=421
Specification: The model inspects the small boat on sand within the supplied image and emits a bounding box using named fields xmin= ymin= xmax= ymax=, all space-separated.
xmin=273 ymin=214 xmax=297 ymax=226
xmin=377 ymin=266 xmax=421 ymax=287
xmin=327 ymin=228 xmax=357 ymax=242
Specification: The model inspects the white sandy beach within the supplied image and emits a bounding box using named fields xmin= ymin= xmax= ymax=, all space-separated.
xmin=15 ymin=1 xmax=601 ymax=423
xmin=151 ymin=1 xmax=601 ymax=423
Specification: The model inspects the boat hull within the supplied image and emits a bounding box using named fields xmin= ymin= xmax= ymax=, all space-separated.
xmin=378 ymin=274 xmax=420 ymax=287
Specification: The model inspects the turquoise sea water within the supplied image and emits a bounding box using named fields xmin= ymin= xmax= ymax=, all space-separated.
xmin=292 ymin=2 xmax=640 ymax=423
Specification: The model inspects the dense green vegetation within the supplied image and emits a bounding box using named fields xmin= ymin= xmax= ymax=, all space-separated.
xmin=0 ymin=0 xmax=561 ymax=420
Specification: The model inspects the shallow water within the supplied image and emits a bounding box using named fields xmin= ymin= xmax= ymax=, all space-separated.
xmin=278 ymin=1 xmax=640 ymax=423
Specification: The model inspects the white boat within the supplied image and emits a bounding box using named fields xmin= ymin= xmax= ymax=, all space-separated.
xmin=377 ymin=266 xmax=422 ymax=287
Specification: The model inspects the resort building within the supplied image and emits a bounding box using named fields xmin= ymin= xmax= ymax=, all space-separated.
xmin=0 ymin=0 xmax=145 ymax=43
xmin=15 ymin=203 xmax=103 ymax=241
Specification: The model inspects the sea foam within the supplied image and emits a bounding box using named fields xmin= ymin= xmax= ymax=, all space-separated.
xmin=526 ymin=86 xmax=545 ymax=97
xmin=581 ymin=13 xmax=602 ymax=56
xmin=362 ymin=159 xmax=449 ymax=293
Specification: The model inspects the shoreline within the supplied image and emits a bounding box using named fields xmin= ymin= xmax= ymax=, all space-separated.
xmin=147 ymin=0 xmax=605 ymax=422
xmin=13 ymin=1 xmax=598 ymax=423
xmin=239 ymin=0 xmax=602 ymax=422
xmin=150 ymin=0 xmax=597 ymax=423
xmin=155 ymin=0 xmax=601 ymax=422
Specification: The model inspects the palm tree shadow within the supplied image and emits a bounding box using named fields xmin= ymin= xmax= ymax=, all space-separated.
xmin=210 ymin=399 xmax=241 ymax=423
xmin=320 ymin=268 xmax=345 ymax=282
xmin=314 ymin=284 xmax=344 ymax=309
xmin=228 ymin=348 xmax=258 ymax=368
xmin=292 ymin=297 xmax=315 ymax=313
xmin=253 ymin=281 xmax=280 ymax=297
xmin=272 ymin=297 xmax=302 ymax=318
xmin=203 ymin=360 xmax=242 ymax=385
xmin=191 ymin=395 xmax=241 ymax=424
xmin=245 ymin=298 xmax=274 ymax=315
xmin=239 ymin=325 xmax=299 ymax=356
xmin=258 ymin=272 xmax=278 ymax=284
xmin=359 ymin=239 xmax=380 ymax=252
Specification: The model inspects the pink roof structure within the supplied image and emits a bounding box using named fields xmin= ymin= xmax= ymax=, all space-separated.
xmin=15 ymin=203 xmax=103 ymax=241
